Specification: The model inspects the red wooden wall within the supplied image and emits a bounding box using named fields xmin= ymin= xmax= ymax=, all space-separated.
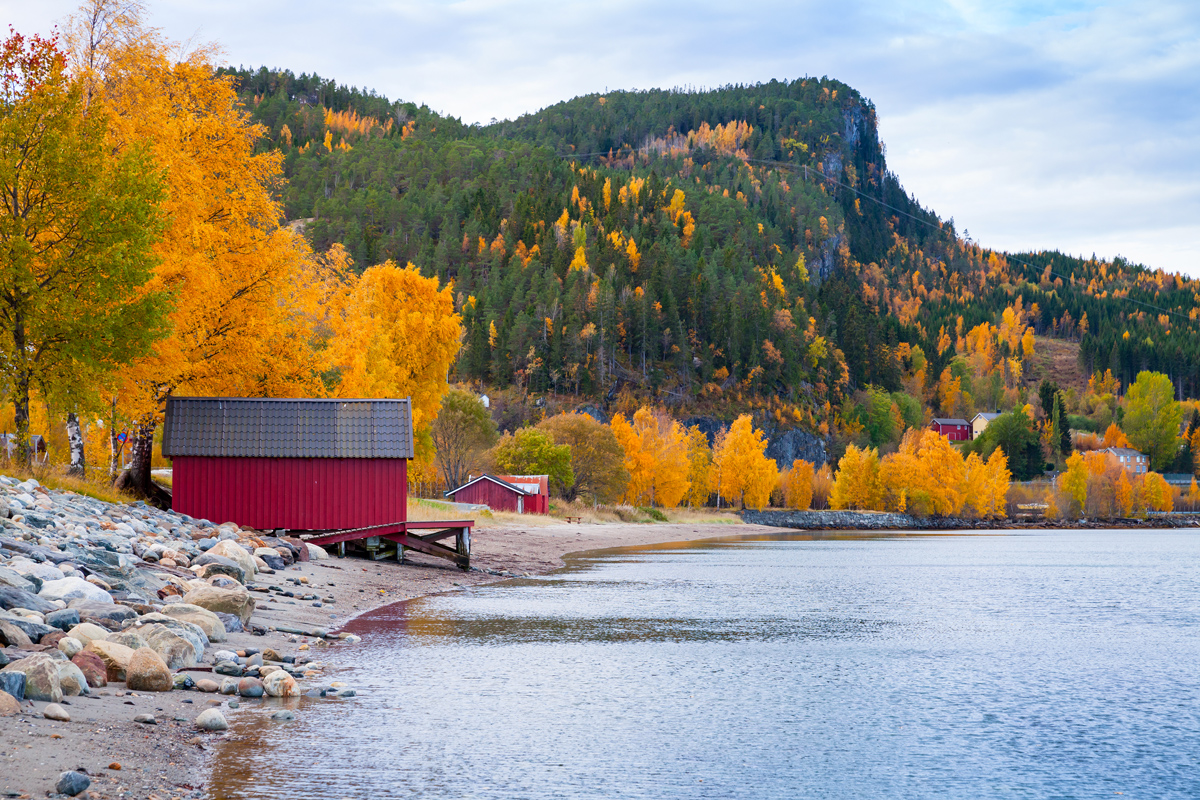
xmin=447 ymin=479 xmax=522 ymax=512
xmin=172 ymin=456 xmax=407 ymax=531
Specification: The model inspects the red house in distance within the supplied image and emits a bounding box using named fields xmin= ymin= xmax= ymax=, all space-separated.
xmin=445 ymin=474 xmax=549 ymax=514
xmin=929 ymin=417 xmax=971 ymax=442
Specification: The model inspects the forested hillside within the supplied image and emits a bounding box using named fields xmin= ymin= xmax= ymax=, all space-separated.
xmin=222 ymin=67 xmax=1200 ymax=443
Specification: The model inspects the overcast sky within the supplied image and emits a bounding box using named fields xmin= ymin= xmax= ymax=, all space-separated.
xmin=8 ymin=0 xmax=1198 ymax=277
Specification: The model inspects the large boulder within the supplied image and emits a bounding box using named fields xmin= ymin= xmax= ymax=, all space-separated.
xmin=206 ymin=540 xmax=256 ymax=580
xmin=1 ymin=652 xmax=62 ymax=702
xmin=125 ymin=647 xmax=172 ymax=692
xmin=182 ymin=584 xmax=255 ymax=625
xmin=160 ymin=603 xmax=226 ymax=643
xmin=83 ymin=640 xmax=134 ymax=682
xmin=0 ymin=619 xmax=32 ymax=648
xmin=65 ymin=622 xmax=111 ymax=647
xmin=137 ymin=622 xmax=203 ymax=669
xmin=38 ymin=577 xmax=113 ymax=605
xmin=70 ymin=651 xmax=107 ymax=688
xmin=55 ymin=659 xmax=89 ymax=696
xmin=0 ymin=585 xmax=57 ymax=614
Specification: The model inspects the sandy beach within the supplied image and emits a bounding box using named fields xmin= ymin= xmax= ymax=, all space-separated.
xmin=1 ymin=517 xmax=774 ymax=800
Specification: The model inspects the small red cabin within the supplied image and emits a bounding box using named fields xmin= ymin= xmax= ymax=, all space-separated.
xmin=445 ymin=474 xmax=548 ymax=514
xmin=930 ymin=417 xmax=971 ymax=442
xmin=163 ymin=397 xmax=413 ymax=532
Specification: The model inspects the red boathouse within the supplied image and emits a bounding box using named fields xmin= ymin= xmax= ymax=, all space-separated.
xmin=163 ymin=397 xmax=413 ymax=531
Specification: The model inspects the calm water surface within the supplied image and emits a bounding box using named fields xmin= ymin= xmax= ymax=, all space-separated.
xmin=207 ymin=529 xmax=1200 ymax=799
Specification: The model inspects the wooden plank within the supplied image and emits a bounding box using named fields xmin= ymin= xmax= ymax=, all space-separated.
xmin=382 ymin=532 xmax=469 ymax=569
xmin=304 ymin=525 xmax=404 ymax=546
xmin=404 ymin=519 xmax=474 ymax=530
xmin=416 ymin=528 xmax=460 ymax=543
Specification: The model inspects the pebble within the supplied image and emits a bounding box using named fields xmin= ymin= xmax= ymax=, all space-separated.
xmin=55 ymin=770 xmax=90 ymax=797
xmin=134 ymin=713 xmax=157 ymax=724
xmin=42 ymin=702 xmax=70 ymax=722
xmin=196 ymin=678 xmax=220 ymax=693
xmin=270 ymin=709 xmax=295 ymax=721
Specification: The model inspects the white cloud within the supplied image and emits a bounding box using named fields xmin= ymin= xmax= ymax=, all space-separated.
xmin=3 ymin=0 xmax=1196 ymax=274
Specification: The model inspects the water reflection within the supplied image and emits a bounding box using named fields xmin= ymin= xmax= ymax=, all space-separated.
xmin=207 ymin=529 xmax=1200 ymax=800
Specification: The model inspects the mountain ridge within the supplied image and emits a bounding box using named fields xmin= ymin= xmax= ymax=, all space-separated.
xmin=220 ymin=66 xmax=1200 ymax=441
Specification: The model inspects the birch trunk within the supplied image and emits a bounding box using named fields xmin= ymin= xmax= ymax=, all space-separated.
xmin=66 ymin=412 xmax=85 ymax=477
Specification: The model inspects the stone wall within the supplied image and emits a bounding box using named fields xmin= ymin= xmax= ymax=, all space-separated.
xmin=743 ymin=509 xmax=919 ymax=530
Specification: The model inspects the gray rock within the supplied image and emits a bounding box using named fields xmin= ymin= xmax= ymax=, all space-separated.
xmin=214 ymin=661 xmax=242 ymax=677
xmin=270 ymin=709 xmax=295 ymax=721
xmin=211 ymin=649 xmax=238 ymax=664
xmin=4 ymin=616 xmax=55 ymax=643
xmin=45 ymin=608 xmax=80 ymax=631
xmin=764 ymin=429 xmax=830 ymax=470
xmin=0 ymin=585 xmax=56 ymax=613
xmin=194 ymin=708 xmax=228 ymax=731
xmin=134 ymin=713 xmax=157 ymax=724
xmin=259 ymin=554 xmax=286 ymax=571
xmin=69 ymin=601 xmax=137 ymax=624
xmin=0 ymin=618 xmax=32 ymax=647
xmin=0 ymin=670 xmax=25 ymax=700
xmin=197 ymin=537 xmax=217 ymax=551
xmin=214 ymin=612 xmax=243 ymax=633
xmin=56 ymin=770 xmax=90 ymax=797
xmin=0 ymin=565 xmax=35 ymax=592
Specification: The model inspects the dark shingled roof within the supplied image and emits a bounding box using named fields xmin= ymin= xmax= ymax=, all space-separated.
xmin=162 ymin=397 xmax=414 ymax=459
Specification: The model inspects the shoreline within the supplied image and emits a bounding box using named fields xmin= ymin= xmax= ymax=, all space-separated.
xmin=2 ymin=518 xmax=767 ymax=800
xmin=8 ymin=514 xmax=1195 ymax=799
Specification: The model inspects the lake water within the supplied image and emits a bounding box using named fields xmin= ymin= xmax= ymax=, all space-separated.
xmin=206 ymin=529 xmax=1200 ymax=799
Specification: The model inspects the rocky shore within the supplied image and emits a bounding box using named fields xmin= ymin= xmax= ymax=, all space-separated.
xmin=1 ymin=479 xmax=756 ymax=799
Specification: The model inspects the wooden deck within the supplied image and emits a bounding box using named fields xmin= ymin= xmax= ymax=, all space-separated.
xmin=300 ymin=519 xmax=473 ymax=570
